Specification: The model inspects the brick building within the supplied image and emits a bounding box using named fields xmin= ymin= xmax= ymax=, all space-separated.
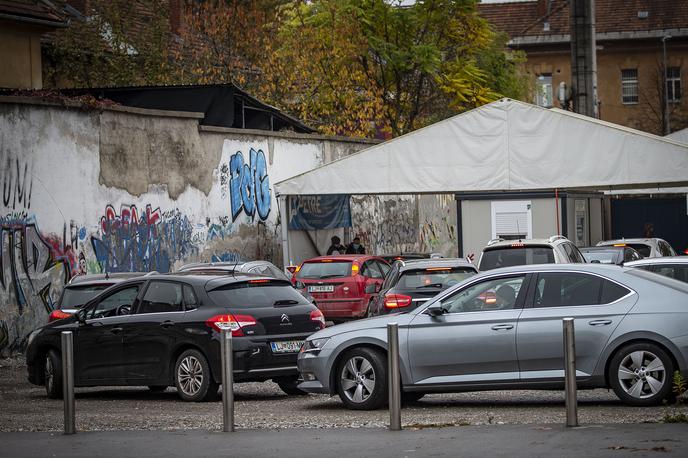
xmin=479 ymin=0 xmax=688 ymax=135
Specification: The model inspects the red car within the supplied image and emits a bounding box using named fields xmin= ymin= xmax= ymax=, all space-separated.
xmin=293 ymin=255 xmax=390 ymax=321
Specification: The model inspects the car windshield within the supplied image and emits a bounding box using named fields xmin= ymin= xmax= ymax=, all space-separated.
xmin=297 ymin=261 xmax=352 ymax=279
xmin=398 ymin=267 xmax=476 ymax=289
xmin=61 ymin=285 xmax=111 ymax=309
xmin=479 ymin=247 xmax=554 ymax=271
xmin=208 ymin=282 xmax=310 ymax=308
xmin=581 ymin=250 xmax=618 ymax=264
xmin=625 ymin=244 xmax=652 ymax=257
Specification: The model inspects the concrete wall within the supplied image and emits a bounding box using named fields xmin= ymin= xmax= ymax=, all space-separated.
xmin=0 ymin=97 xmax=375 ymax=355
xmin=0 ymin=22 xmax=44 ymax=89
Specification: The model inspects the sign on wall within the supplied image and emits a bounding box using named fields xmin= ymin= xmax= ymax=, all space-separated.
xmin=288 ymin=195 xmax=352 ymax=230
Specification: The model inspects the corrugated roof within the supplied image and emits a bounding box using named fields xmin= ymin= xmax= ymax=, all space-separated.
xmin=0 ymin=0 xmax=68 ymax=27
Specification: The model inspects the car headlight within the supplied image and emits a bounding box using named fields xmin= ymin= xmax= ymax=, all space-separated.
xmin=300 ymin=337 xmax=330 ymax=353
xmin=27 ymin=329 xmax=40 ymax=348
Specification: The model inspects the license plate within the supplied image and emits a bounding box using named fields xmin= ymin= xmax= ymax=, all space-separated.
xmin=270 ymin=340 xmax=304 ymax=353
xmin=308 ymin=285 xmax=334 ymax=293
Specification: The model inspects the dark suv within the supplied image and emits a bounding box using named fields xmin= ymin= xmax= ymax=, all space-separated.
xmin=370 ymin=259 xmax=478 ymax=315
xmin=26 ymin=273 xmax=325 ymax=401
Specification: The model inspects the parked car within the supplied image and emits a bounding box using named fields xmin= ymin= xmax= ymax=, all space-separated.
xmin=49 ymin=272 xmax=147 ymax=322
xmin=625 ymin=257 xmax=688 ymax=283
xmin=297 ymin=263 xmax=688 ymax=409
xmin=378 ymin=253 xmax=433 ymax=264
xmin=478 ymin=236 xmax=585 ymax=271
xmin=579 ymin=246 xmax=642 ymax=266
xmin=293 ymin=255 xmax=390 ymax=321
xmin=178 ymin=260 xmax=316 ymax=304
xmin=27 ymin=273 xmax=326 ymax=401
xmin=596 ymin=238 xmax=676 ymax=258
xmin=370 ymin=258 xmax=478 ymax=316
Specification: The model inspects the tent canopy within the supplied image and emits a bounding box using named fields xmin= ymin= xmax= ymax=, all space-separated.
xmin=275 ymin=99 xmax=688 ymax=196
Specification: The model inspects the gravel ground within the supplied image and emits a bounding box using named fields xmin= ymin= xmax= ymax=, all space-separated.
xmin=1 ymin=358 xmax=684 ymax=432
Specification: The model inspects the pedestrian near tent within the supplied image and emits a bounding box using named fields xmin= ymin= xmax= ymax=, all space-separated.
xmin=346 ymin=236 xmax=366 ymax=254
xmin=326 ymin=236 xmax=346 ymax=255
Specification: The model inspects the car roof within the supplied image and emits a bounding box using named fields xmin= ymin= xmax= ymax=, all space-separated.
xmin=579 ymin=246 xmax=627 ymax=252
xmin=483 ymin=236 xmax=570 ymax=250
xmin=67 ymin=272 xmax=147 ymax=286
xmin=398 ymin=258 xmax=477 ymax=271
xmin=303 ymin=254 xmax=382 ymax=262
xmin=110 ymin=272 xmax=285 ymax=290
xmin=470 ymin=262 xmax=625 ymax=277
xmin=624 ymin=256 xmax=688 ymax=267
xmin=597 ymin=238 xmax=657 ymax=246
xmin=178 ymin=261 xmax=245 ymax=271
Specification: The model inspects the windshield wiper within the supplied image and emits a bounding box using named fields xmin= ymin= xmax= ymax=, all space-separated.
xmin=416 ymin=283 xmax=444 ymax=289
xmin=317 ymin=274 xmax=342 ymax=279
xmin=273 ymin=299 xmax=300 ymax=306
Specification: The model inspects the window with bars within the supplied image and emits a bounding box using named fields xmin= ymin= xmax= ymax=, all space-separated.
xmin=621 ymin=69 xmax=638 ymax=104
xmin=667 ymin=67 xmax=681 ymax=103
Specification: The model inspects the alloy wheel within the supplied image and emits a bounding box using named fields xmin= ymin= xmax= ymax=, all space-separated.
xmin=177 ymin=355 xmax=204 ymax=396
xmin=340 ymin=356 xmax=376 ymax=403
xmin=617 ymin=350 xmax=666 ymax=399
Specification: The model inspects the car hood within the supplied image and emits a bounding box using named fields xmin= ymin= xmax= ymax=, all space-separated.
xmin=308 ymin=313 xmax=414 ymax=340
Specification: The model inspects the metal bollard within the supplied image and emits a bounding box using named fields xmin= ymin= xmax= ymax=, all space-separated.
xmin=563 ymin=318 xmax=579 ymax=427
xmin=387 ymin=323 xmax=402 ymax=431
xmin=61 ymin=331 xmax=76 ymax=435
xmin=221 ymin=329 xmax=234 ymax=432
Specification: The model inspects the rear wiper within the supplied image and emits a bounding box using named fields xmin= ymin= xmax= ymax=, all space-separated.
xmin=416 ymin=283 xmax=444 ymax=289
xmin=273 ymin=299 xmax=300 ymax=306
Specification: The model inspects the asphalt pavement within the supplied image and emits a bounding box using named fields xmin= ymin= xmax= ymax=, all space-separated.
xmin=2 ymin=424 xmax=687 ymax=457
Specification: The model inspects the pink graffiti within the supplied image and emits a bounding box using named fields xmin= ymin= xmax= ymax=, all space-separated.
xmin=101 ymin=204 xmax=162 ymax=233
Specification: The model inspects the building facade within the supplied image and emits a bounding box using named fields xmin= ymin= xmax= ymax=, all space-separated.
xmin=479 ymin=0 xmax=688 ymax=135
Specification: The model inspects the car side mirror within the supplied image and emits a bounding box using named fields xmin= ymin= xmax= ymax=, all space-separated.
xmin=76 ymin=308 xmax=87 ymax=324
xmin=424 ymin=304 xmax=444 ymax=317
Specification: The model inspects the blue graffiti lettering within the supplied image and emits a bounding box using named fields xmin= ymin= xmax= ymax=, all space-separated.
xmin=229 ymin=148 xmax=271 ymax=221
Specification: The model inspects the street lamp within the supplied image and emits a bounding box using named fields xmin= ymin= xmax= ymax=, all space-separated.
xmin=662 ymin=35 xmax=671 ymax=135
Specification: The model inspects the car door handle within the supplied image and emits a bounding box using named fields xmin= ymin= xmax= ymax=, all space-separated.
xmin=160 ymin=321 xmax=175 ymax=328
xmin=491 ymin=324 xmax=514 ymax=331
xmin=110 ymin=327 xmax=123 ymax=334
xmin=589 ymin=320 xmax=612 ymax=326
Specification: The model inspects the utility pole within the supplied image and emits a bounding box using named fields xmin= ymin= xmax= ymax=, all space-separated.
xmin=569 ymin=0 xmax=598 ymax=118
xmin=662 ymin=35 xmax=671 ymax=135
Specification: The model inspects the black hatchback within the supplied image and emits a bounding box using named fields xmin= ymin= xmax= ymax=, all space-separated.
xmin=370 ymin=259 xmax=478 ymax=315
xmin=26 ymin=273 xmax=325 ymax=401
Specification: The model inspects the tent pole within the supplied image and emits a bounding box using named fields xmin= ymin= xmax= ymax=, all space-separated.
xmin=279 ymin=195 xmax=290 ymax=269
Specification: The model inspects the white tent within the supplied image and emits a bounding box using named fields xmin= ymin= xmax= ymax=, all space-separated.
xmin=275 ymin=98 xmax=688 ymax=196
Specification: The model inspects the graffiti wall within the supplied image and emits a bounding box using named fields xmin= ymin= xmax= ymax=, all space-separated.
xmin=0 ymin=99 xmax=372 ymax=355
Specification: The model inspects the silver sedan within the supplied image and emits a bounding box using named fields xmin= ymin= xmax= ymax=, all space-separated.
xmin=297 ymin=264 xmax=688 ymax=410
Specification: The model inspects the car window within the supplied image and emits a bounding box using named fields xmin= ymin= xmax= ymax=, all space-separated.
xmin=361 ymin=261 xmax=384 ymax=279
xmin=268 ymin=265 xmax=291 ymax=282
xmin=582 ymin=249 xmax=618 ymax=264
xmin=208 ymin=282 xmax=309 ymax=308
xmin=571 ymin=245 xmax=586 ymax=263
xmin=61 ymin=284 xmax=111 ymax=309
xmin=625 ymin=243 xmax=652 ymax=257
xmin=658 ymin=241 xmax=675 ymax=257
xmin=479 ymin=247 xmax=554 ymax=271
xmin=376 ymin=261 xmax=391 ymax=277
xmin=381 ymin=264 xmax=399 ymax=290
xmin=438 ymin=275 xmax=526 ymax=313
xmin=183 ymin=284 xmax=199 ymax=310
xmin=533 ymin=272 xmax=628 ymax=307
xmin=397 ymin=267 xmax=477 ymax=289
xmin=297 ymin=261 xmax=352 ymax=279
xmin=652 ymin=264 xmax=688 ymax=284
xmin=88 ymin=285 xmax=140 ymax=319
xmin=138 ymin=281 xmax=183 ymax=314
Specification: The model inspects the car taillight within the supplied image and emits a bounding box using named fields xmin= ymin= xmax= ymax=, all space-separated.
xmin=384 ymin=294 xmax=412 ymax=309
xmin=205 ymin=314 xmax=257 ymax=337
xmin=310 ymin=309 xmax=326 ymax=329
xmin=49 ymin=310 xmax=72 ymax=322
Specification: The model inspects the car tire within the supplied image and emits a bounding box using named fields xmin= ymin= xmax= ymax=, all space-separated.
xmin=45 ymin=349 xmax=63 ymax=399
xmin=148 ymin=385 xmax=168 ymax=392
xmin=174 ymin=349 xmax=218 ymax=402
xmin=336 ymin=347 xmax=388 ymax=410
xmin=274 ymin=376 xmax=309 ymax=396
xmin=401 ymin=391 xmax=425 ymax=404
xmin=608 ymin=342 xmax=674 ymax=406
